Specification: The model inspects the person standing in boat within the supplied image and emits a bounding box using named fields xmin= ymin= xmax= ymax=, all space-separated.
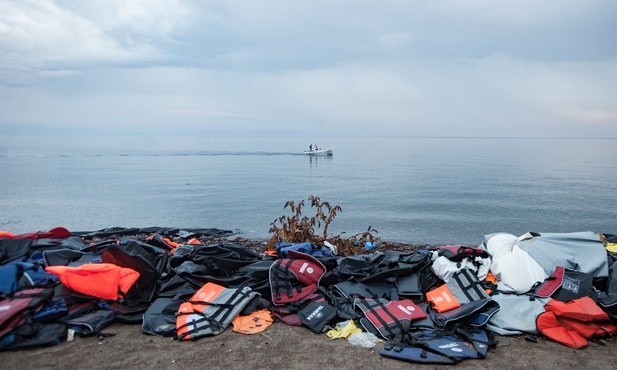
xmin=309 ymin=144 xmax=312 ymax=152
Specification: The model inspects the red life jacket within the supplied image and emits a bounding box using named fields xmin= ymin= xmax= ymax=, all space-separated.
xmin=544 ymin=297 xmax=607 ymax=322
xmin=269 ymin=251 xmax=325 ymax=305
xmin=13 ymin=227 xmax=71 ymax=240
xmin=536 ymin=297 xmax=617 ymax=348
xmin=0 ymin=288 xmax=53 ymax=337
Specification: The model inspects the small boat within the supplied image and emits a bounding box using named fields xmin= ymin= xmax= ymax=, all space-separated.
xmin=303 ymin=148 xmax=334 ymax=156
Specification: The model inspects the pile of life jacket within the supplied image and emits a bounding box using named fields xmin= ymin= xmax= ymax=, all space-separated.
xmin=1 ymin=227 xmax=617 ymax=366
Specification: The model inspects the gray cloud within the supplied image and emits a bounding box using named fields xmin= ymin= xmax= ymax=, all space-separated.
xmin=0 ymin=0 xmax=616 ymax=138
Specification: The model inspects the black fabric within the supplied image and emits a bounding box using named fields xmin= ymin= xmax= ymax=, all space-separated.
xmin=430 ymin=299 xmax=500 ymax=329
xmin=30 ymin=237 xmax=86 ymax=254
xmin=0 ymin=239 xmax=32 ymax=264
xmin=270 ymin=257 xmax=293 ymax=290
xmin=0 ymin=288 xmax=54 ymax=337
xmin=447 ymin=268 xmax=490 ymax=303
xmin=196 ymin=260 xmax=273 ymax=297
xmin=108 ymin=302 xmax=149 ymax=324
xmin=396 ymin=274 xmax=422 ymax=298
xmin=158 ymin=275 xmax=200 ymax=298
xmin=66 ymin=309 xmax=115 ymax=337
xmin=432 ymin=245 xmax=489 ymax=262
xmin=380 ymin=327 xmax=492 ymax=365
xmin=419 ymin=266 xmax=442 ymax=293
xmin=604 ymin=234 xmax=617 ymax=244
xmin=298 ymin=301 xmax=337 ymax=333
xmin=321 ymin=286 xmax=361 ymax=320
xmin=0 ymin=321 xmax=66 ymax=350
xmin=381 ymin=342 xmax=457 ymax=365
xmin=409 ymin=303 xmax=435 ymax=330
xmin=143 ymin=234 xmax=177 ymax=252
xmin=552 ymin=269 xmax=596 ymax=302
xmin=169 ymin=243 xmax=262 ymax=287
xmin=51 ymin=284 xmax=95 ymax=306
xmin=355 ymin=298 xmax=411 ymax=340
xmin=333 ymin=281 xmax=380 ymax=300
xmin=60 ymin=301 xmax=99 ymax=323
xmin=101 ymin=240 xmax=160 ymax=306
xmin=142 ymin=297 xmax=182 ymax=336
xmin=596 ymin=256 xmax=617 ymax=319
xmin=144 ymin=227 xmax=233 ymax=239
xmin=234 ymin=260 xmax=274 ymax=296
xmin=334 ymin=251 xmax=431 ymax=284
xmin=43 ymin=249 xmax=99 ymax=267
xmin=76 ymin=227 xmax=141 ymax=238
xmin=176 ymin=286 xmax=255 ymax=340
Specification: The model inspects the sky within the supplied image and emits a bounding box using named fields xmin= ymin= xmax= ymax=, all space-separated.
xmin=1 ymin=0 xmax=616 ymax=138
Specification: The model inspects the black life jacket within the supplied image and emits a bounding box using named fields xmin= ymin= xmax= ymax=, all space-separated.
xmin=66 ymin=309 xmax=115 ymax=337
xmin=335 ymin=250 xmax=431 ymax=283
xmin=0 ymin=239 xmax=32 ymax=264
xmin=142 ymin=297 xmax=183 ymax=337
xmin=297 ymin=300 xmax=337 ymax=333
xmin=101 ymin=240 xmax=161 ymax=306
xmin=169 ymin=243 xmax=262 ymax=287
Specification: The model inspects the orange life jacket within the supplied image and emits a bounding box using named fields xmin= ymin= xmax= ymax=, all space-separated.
xmin=176 ymin=282 xmax=259 ymax=340
xmin=231 ymin=309 xmax=273 ymax=334
xmin=426 ymin=284 xmax=461 ymax=313
xmin=45 ymin=263 xmax=140 ymax=300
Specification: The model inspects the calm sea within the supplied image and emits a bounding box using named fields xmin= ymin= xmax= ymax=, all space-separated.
xmin=1 ymin=136 xmax=615 ymax=245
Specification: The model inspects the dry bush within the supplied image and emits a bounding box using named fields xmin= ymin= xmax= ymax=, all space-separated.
xmin=267 ymin=195 xmax=379 ymax=255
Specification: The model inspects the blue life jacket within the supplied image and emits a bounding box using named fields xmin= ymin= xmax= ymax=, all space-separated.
xmin=275 ymin=242 xmax=334 ymax=258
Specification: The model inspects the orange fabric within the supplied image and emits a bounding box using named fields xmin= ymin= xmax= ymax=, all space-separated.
xmin=558 ymin=317 xmax=617 ymax=339
xmin=179 ymin=282 xmax=226 ymax=315
xmin=14 ymin=227 xmax=70 ymax=239
xmin=483 ymin=272 xmax=497 ymax=294
xmin=187 ymin=238 xmax=202 ymax=245
xmin=484 ymin=272 xmax=497 ymax=284
xmin=537 ymin=297 xmax=617 ymax=349
xmin=426 ymin=284 xmax=460 ymax=313
xmin=231 ymin=310 xmax=274 ymax=334
xmin=537 ymin=311 xmax=588 ymax=349
xmin=176 ymin=282 xmax=227 ymax=340
xmin=0 ymin=231 xmax=15 ymax=238
xmin=263 ymin=250 xmax=278 ymax=257
xmin=163 ymin=237 xmax=181 ymax=248
xmin=45 ymin=263 xmax=140 ymax=300
xmin=545 ymin=297 xmax=608 ymax=322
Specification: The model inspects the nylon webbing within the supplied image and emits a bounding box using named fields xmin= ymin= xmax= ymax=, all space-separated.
xmin=273 ymin=258 xmax=301 ymax=301
xmin=360 ymin=298 xmax=406 ymax=339
xmin=453 ymin=269 xmax=485 ymax=302
xmin=177 ymin=287 xmax=251 ymax=340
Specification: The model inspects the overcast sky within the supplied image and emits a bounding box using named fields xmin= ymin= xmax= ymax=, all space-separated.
xmin=1 ymin=0 xmax=616 ymax=138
